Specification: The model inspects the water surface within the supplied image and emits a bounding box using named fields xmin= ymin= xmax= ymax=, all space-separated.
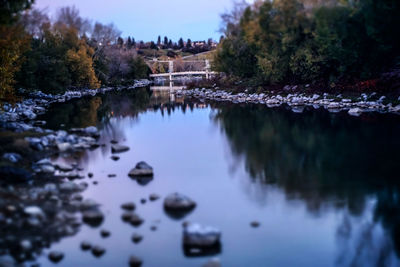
xmin=38 ymin=88 xmax=400 ymax=267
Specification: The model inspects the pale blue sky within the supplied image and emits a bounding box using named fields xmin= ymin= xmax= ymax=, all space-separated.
xmin=35 ymin=0 xmax=252 ymax=42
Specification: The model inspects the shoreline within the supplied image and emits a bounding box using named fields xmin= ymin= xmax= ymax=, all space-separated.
xmin=177 ymin=88 xmax=400 ymax=116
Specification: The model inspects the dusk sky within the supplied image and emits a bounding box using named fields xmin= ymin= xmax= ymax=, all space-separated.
xmin=34 ymin=0 xmax=252 ymax=42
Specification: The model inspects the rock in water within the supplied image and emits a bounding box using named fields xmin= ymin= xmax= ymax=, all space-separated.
xmin=164 ymin=193 xmax=196 ymax=219
xmin=121 ymin=202 xmax=136 ymax=211
xmin=100 ymin=229 xmax=111 ymax=238
xmin=81 ymin=241 xmax=92 ymax=251
xmin=348 ymin=108 xmax=363 ymax=116
xmin=128 ymin=162 xmax=154 ymax=177
xmin=2 ymin=153 xmax=22 ymax=163
xmin=91 ymin=246 xmax=106 ymax=257
xmin=111 ymin=144 xmax=130 ymax=153
xmin=183 ymin=223 xmax=221 ymax=247
xmin=129 ymin=255 xmax=143 ymax=267
xmin=149 ymin=193 xmax=160 ymax=201
xmin=48 ymin=251 xmax=64 ymax=263
xmin=131 ymin=233 xmax=143 ymax=243
xmin=82 ymin=209 xmax=104 ymax=227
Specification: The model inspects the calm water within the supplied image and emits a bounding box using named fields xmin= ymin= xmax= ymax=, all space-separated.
xmin=37 ymin=88 xmax=400 ymax=267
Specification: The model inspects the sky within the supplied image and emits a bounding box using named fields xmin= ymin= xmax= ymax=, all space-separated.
xmin=34 ymin=0 xmax=253 ymax=42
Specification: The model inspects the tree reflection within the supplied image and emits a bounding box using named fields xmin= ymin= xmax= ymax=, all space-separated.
xmin=213 ymin=103 xmax=400 ymax=263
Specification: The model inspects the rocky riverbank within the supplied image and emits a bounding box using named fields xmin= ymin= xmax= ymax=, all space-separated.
xmin=0 ymin=81 xmax=152 ymax=265
xmin=177 ymin=88 xmax=400 ymax=116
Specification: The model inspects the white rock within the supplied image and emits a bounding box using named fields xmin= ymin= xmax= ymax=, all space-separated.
xmin=183 ymin=223 xmax=221 ymax=247
xmin=348 ymin=108 xmax=363 ymax=116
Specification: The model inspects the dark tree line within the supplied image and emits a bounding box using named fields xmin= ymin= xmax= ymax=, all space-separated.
xmin=214 ymin=0 xmax=400 ymax=89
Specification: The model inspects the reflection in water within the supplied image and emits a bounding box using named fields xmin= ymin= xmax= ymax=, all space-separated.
xmin=37 ymin=89 xmax=400 ymax=266
xmin=213 ymin=103 xmax=400 ymax=265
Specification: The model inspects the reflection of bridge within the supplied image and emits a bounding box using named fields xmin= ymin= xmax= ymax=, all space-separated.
xmin=150 ymin=81 xmax=185 ymax=91
xmin=146 ymin=59 xmax=217 ymax=80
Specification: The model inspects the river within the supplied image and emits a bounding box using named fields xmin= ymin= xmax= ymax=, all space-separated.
xmin=35 ymin=87 xmax=400 ymax=267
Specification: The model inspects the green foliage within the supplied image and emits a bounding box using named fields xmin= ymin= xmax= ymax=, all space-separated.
xmin=129 ymin=57 xmax=150 ymax=79
xmin=215 ymin=0 xmax=400 ymax=86
xmin=0 ymin=0 xmax=34 ymax=25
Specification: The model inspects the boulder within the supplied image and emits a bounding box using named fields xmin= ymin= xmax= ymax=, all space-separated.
xmin=164 ymin=193 xmax=196 ymax=219
xmin=164 ymin=193 xmax=196 ymax=211
xmin=48 ymin=251 xmax=64 ymax=263
xmin=55 ymin=162 xmax=74 ymax=172
xmin=129 ymin=255 xmax=143 ymax=267
xmin=2 ymin=153 xmax=22 ymax=163
xmin=111 ymin=144 xmax=130 ymax=153
xmin=128 ymin=161 xmax=153 ymax=177
xmin=183 ymin=223 xmax=221 ymax=247
xmin=82 ymin=209 xmax=104 ymax=227
xmin=348 ymin=108 xmax=363 ymax=116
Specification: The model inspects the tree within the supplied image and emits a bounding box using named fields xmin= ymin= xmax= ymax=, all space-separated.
xmin=0 ymin=0 xmax=33 ymax=99
xmin=0 ymin=0 xmax=34 ymax=25
xmin=178 ymin=38 xmax=184 ymax=49
xmin=117 ymin=37 xmax=123 ymax=48
xmin=55 ymin=6 xmax=91 ymax=36
xmin=19 ymin=8 xmax=49 ymax=38
xmin=0 ymin=25 xmax=29 ymax=99
xmin=163 ymin=36 xmax=168 ymax=46
xmin=157 ymin=35 xmax=161 ymax=46
xmin=91 ymin=22 xmax=121 ymax=46
xmin=150 ymin=41 xmax=157 ymax=50
xmin=66 ymin=44 xmax=100 ymax=88
xmin=168 ymin=39 xmax=173 ymax=48
xmin=127 ymin=36 xmax=132 ymax=49
xmin=186 ymin=39 xmax=192 ymax=48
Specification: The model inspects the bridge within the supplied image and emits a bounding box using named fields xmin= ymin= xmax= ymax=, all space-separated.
xmin=146 ymin=59 xmax=217 ymax=80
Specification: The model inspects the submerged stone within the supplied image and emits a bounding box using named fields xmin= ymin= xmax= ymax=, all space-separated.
xmin=81 ymin=241 xmax=92 ymax=251
xmin=128 ymin=161 xmax=154 ymax=177
xmin=121 ymin=202 xmax=136 ymax=211
xmin=129 ymin=255 xmax=143 ymax=267
xmin=131 ymin=233 xmax=143 ymax=243
xmin=48 ymin=251 xmax=64 ymax=263
xmin=82 ymin=210 xmax=104 ymax=227
xmin=111 ymin=144 xmax=130 ymax=153
xmin=91 ymin=246 xmax=106 ymax=257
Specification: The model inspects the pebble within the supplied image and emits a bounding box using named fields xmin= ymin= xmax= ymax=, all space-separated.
xmin=129 ymin=255 xmax=143 ymax=267
xmin=81 ymin=241 xmax=92 ymax=251
xmin=149 ymin=193 xmax=160 ymax=201
xmin=111 ymin=144 xmax=130 ymax=153
xmin=250 ymin=221 xmax=260 ymax=228
xmin=82 ymin=210 xmax=104 ymax=227
xmin=132 ymin=233 xmax=143 ymax=243
xmin=48 ymin=251 xmax=64 ymax=263
xmin=121 ymin=202 xmax=136 ymax=211
xmin=100 ymin=229 xmax=111 ymax=238
xmin=91 ymin=246 xmax=106 ymax=257
xmin=111 ymin=155 xmax=120 ymax=161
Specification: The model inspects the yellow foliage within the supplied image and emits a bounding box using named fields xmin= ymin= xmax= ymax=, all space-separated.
xmin=65 ymin=44 xmax=100 ymax=89
xmin=0 ymin=25 xmax=29 ymax=100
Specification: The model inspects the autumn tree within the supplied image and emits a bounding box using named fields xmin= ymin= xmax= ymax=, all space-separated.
xmin=0 ymin=0 xmax=33 ymax=100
